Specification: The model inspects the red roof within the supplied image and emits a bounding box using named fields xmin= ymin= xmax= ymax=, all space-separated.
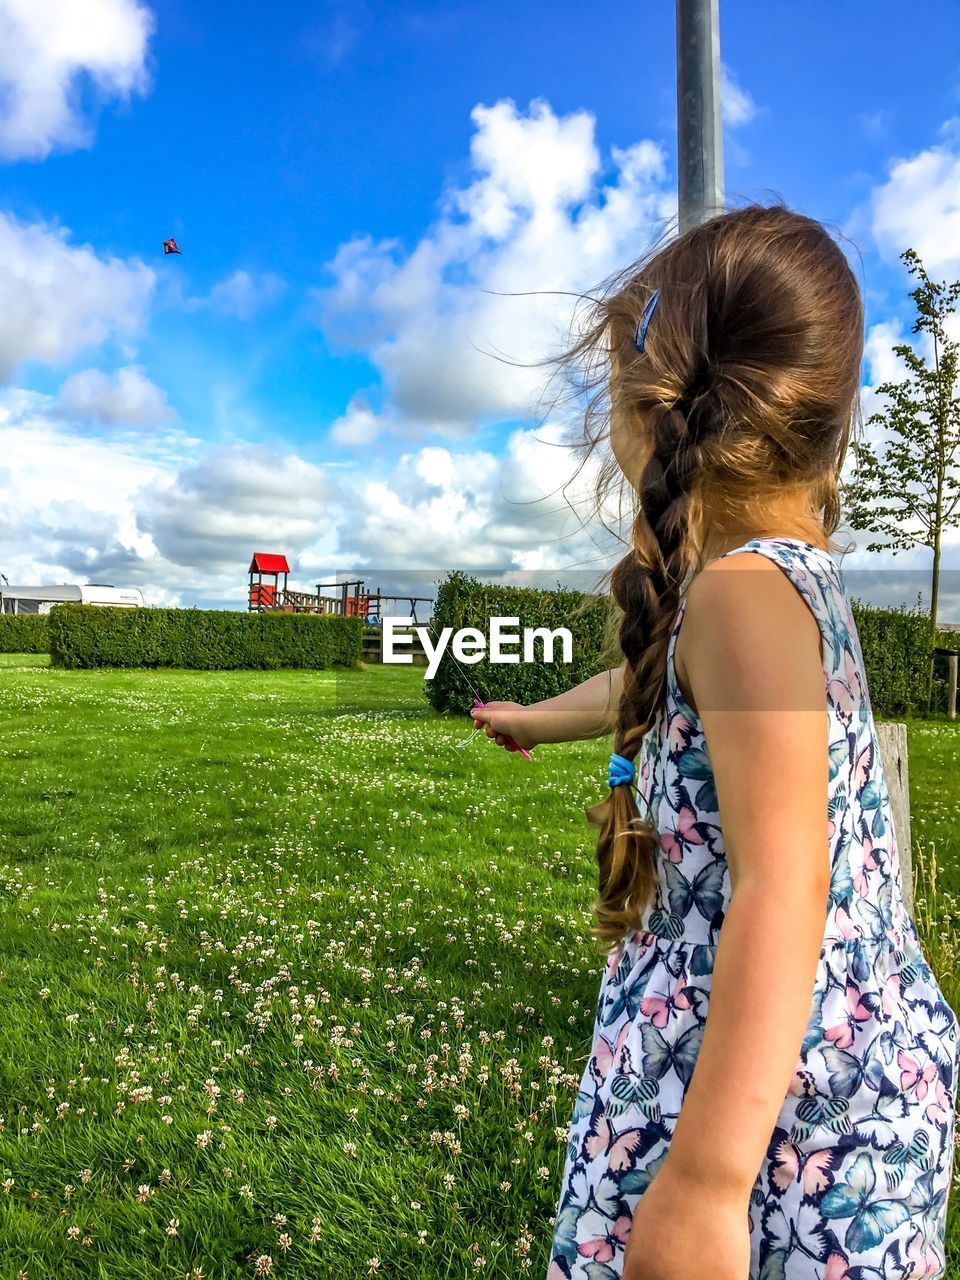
xmin=249 ymin=553 xmax=290 ymax=574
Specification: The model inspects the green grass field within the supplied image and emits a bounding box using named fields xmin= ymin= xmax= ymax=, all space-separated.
xmin=0 ymin=653 xmax=958 ymax=1279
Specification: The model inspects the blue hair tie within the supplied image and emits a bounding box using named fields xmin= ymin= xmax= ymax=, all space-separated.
xmin=608 ymin=752 xmax=636 ymax=789
xmin=633 ymin=288 xmax=660 ymax=353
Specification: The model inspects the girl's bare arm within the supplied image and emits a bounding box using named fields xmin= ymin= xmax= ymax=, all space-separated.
xmin=470 ymin=665 xmax=625 ymax=748
xmin=623 ymin=553 xmax=830 ymax=1277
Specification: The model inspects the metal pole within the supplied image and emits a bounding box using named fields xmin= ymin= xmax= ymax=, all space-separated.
xmin=676 ymin=0 xmax=724 ymax=235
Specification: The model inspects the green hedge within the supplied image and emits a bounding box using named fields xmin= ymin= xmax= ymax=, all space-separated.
xmin=0 ymin=614 xmax=50 ymax=653
xmin=423 ymin=574 xmax=954 ymax=720
xmin=423 ymin=572 xmax=609 ymax=713
xmin=850 ymin=599 xmax=930 ymax=717
xmin=49 ymin=606 xmax=363 ymax=671
xmin=850 ymin=598 xmax=959 ymax=718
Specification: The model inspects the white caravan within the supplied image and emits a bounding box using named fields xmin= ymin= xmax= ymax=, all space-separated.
xmin=0 ymin=584 xmax=144 ymax=615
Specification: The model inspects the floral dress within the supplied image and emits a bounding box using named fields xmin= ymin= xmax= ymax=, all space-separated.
xmin=548 ymin=536 xmax=959 ymax=1280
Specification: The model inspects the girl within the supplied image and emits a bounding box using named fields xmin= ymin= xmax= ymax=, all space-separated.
xmin=472 ymin=204 xmax=959 ymax=1279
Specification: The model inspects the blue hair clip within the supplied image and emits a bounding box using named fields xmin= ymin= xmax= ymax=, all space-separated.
xmin=607 ymin=752 xmax=636 ymax=789
xmin=633 ymin=288 xmax=660 ymax=353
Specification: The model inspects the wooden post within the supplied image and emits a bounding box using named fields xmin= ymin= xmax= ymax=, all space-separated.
xmin=875 ymin=722 xmax=913 ymax=917
xmin=947 ymin=653 xmax=958 ymax=721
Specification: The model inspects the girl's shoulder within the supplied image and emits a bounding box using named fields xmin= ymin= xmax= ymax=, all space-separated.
xmin=702 ymin=535 xmax=838 ymax=576
xmin=685 ymin=535 xmax=838 ymax=616
xmin=696 ymin=536 xmax=844 ymax=622
xmin=674 ymin=536 xmax=845 ymax=710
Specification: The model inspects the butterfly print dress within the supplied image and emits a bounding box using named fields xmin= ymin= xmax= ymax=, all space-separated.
xmin=548 ymin=536 xmax=959 ymax=1280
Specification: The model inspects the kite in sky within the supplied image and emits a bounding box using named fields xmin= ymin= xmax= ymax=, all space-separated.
xmin=162 ymin=238 xmax=182 ymax=255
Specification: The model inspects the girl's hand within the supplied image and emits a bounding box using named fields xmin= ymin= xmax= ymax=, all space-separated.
xmin=470 ymin=701 xmax=537 ymax=752
xmin=622 ymin=1166 xmax=751 ymax=1280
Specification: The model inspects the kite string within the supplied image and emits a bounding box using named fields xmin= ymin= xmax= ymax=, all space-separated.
xmin=420 ymin=616 xmax=533 ymax=760
xmin=454 ymin=724 xmax=483 ymax=750
xmin=419 ymin=617 xmax=488 ymax=753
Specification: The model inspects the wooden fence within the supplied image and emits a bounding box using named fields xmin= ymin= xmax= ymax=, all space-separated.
xmin=362 ymin=626 xmax=429 ymax=666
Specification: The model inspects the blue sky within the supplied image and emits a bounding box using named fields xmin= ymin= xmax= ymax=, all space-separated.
xmin=1 ymin=0 xmax=960 ymax=612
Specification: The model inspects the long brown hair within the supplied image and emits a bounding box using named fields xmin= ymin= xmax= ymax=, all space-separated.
xmin=562 ymin=201 xmax=864 ymax=946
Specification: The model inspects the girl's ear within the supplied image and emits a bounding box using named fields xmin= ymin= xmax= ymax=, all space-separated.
xmin=609 ymin=404 xmax=647 ymax=492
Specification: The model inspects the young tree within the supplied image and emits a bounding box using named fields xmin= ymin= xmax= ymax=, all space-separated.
xmin=842 ymin=249 xmax=960 ymax=708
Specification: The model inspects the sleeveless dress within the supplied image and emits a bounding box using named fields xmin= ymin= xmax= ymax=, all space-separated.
xmin=548 ymin=536 xmax=959 ymax=1280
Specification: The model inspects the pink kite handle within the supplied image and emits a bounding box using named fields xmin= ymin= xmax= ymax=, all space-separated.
xmin=472 ymin=698 xmax=533 ymax=761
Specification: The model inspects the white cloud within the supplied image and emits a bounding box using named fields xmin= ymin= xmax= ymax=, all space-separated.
xmin=330 ymin=395 xmax=387 ymax=448
xmin=846 ymin=320 xmax=910 ymax=481
xmin=138 ymin=446 xmax=340 ymax=574
xmin=316 ymin=98 xmax=677 ymax=434
xmin=0 ymin=0 xmax=153 ymax=161
xmin=870 ymin=132 xmax=960 ymax=273
xmin=0 ymin=388 xmax=173 ymax=593
xmin=59 ymin=364 xmax=175 ymax=426
xmin=0 ymin=211 xmax=155 ymax=382
xmin=193 ymin=269 xmax=287 ymax=320
xmin=0 ymin=391 xmax=340 ymax=603
xmin=863 ymin=321 xmax=908 ymax=391
xmin=0 ymin=383 xmax=641 ymax=603
xmin=336 ymin=422 xmax=611 ymax=575
xmin=721 ymin=64 xmax=757 ymax=128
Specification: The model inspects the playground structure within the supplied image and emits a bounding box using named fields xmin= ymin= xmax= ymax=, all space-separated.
xmin=247 ymin=553 xmax=433 ymax=624
xmin=248 ymin=553 xmax=290 ymax=611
